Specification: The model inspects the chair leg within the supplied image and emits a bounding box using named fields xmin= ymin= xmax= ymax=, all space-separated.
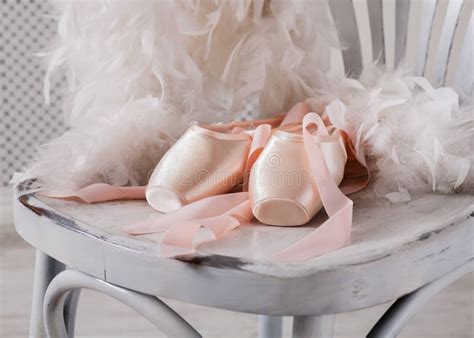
xmin=368 ymin=260 xmax=473 ymax=338
xmin=292 ymin=315 xmax=335 ymax=338
xmin=63 ymin=290 xmax=81 ymax=338
xmin=258 ymin=315 xmax=283 ymax=338
xmin=29 ymin=250 xmax=65 ymax=338
xmin=43 ymin=269 xmax=201 ymax=338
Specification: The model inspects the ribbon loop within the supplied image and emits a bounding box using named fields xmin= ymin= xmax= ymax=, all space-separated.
xmin=272 ymin=113 xmax=354 ymax=261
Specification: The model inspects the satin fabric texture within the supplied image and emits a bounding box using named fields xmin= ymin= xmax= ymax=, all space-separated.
xmin=43 ymin=102 xmax=369 ymax=261
xmin=250 ymin=127 xmax=347 ymax=226
xmin=146 ymin=116 xmax=284 ymax=213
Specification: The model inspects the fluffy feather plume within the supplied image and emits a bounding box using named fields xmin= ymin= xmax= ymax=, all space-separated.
xmin=29 ymin=0 xmax=337 ymax=192
xmin=27 ymin=0 xmax=473 ymax=201
xmin=312 ymin=66 xmax=473 ymax=200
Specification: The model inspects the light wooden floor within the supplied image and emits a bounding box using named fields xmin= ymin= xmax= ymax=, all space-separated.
xmin=1 ymin=222 xmax=473 ymax=338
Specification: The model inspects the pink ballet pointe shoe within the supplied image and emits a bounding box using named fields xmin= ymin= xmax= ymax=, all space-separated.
xmin=146 ymin=116 xmax=283 ymax=213
xmin=126 ymin=105 xmax=366 ymax=262
xmin=249 ymin=114 xmax=348 ymax=226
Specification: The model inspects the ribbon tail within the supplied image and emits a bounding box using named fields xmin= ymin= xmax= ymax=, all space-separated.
xmin=123 ymin=214 xmax=172 ymax=235
xmin=42 ymin=183 xmax=146 ymax=203
xmin=272 ymin=202 xmax=352 ymax=262
xmin=123 ymin=192 xmax=249 ymax=234
xmin=160 ymin=201 xmax=251 ymax=258
xmin=273 ymin=113 xmax=355 ymax=262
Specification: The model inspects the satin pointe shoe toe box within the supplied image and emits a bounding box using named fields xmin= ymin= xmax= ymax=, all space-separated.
xmin=147 ymin=126 xmax=252 ymax=212
xmin=146 ymin=185 xmax=188 ymax=213
xmin=249 ymin=130 xmax=347 ymax=226
xmin=252 ymin=197 xmax=312 ymax=226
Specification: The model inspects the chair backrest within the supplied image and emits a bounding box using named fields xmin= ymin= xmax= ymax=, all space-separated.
xmin=327 ymin=0 xmax=472 ymax=95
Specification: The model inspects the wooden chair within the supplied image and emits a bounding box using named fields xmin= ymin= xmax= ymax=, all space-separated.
xmin=14 ymin=1 xmax=473 ymax=337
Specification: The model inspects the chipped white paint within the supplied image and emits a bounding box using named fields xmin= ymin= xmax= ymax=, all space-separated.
xmin=13 ymin=184 xmax=473 ymax=316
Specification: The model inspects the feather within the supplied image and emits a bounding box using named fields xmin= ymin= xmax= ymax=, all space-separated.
xmin=29 ymin=0 xmax=337 ymax=192
xmin=385 ymin=187 xmax=411 ymax=203
xmin=27 ymin=1 xmax=474 ymax=201
xmin=321 ymin=68 xmax=474 ymax=199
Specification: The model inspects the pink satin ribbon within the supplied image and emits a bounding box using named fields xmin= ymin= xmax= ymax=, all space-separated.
xmin=125 ymin=113 xmax=360 ymax=261
xmin=44 ymin=106 xmax=368 ymax=262
xmin=42 ymin=184 xmax=146 ymax=203
xmin=42 ymin=124 xmax=270 ymax=258
xmin=272 ymin=114 xmax=353 ymax=261
xmin=126 ymin=124 xmax=272 ymax=258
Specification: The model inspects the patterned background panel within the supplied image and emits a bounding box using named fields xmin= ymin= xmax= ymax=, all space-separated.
xmin=1 ymin=0 xmax=65 ymax=186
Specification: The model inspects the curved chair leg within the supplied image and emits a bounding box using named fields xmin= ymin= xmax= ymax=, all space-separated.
xmin=368 ymin=260 xmax=473 ymax=338
xmin=30 ymin=250 xmax=66 ymax=337
xmin=43 ymin=269 xmax=201 ymax=338
xmin=292 ymin=315 xmax=335 ymax=338
xmin=258 ymin=315 xmax=283 ymax=338
xmin=63 ymin=289 xmax=81 ymax=338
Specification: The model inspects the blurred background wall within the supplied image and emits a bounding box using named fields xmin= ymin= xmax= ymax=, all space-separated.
xmin=1 ymin=0 xmax=66 ymax=186
xmin=1 ymin=0 xmax=64 ymax=224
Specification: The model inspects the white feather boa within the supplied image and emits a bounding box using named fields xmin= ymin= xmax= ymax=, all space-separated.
xmin=28 ymin=0 xmax=336 ymax=192
xmin=26 ymin=0 xmax=473 ymax=201
xmin=312 ymin=67 xmax=473 ymax=200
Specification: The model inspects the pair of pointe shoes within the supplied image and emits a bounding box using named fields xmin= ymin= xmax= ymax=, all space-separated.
xmin=146 ymin=103 xmax=348 ymax=226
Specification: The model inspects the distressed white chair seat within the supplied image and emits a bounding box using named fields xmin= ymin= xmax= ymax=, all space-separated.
xmin=14 ymin=181 xmax=473 ymax=336
xmin=13 ymin=0 xmax=473 ymax=336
